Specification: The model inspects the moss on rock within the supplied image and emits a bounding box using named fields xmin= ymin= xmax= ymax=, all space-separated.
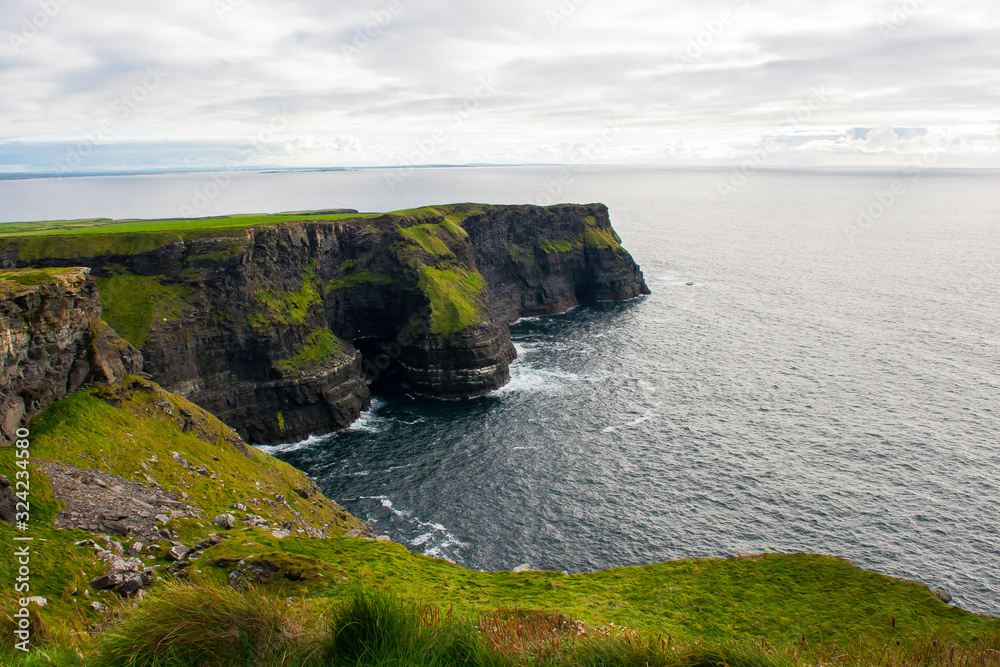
xmin=277 ymin=327 xmax=345 ymax=375
xmin=95 ymin=274 xmax=193 ymax=349
xmin=416 ymin=266 xmax=486 ymax=337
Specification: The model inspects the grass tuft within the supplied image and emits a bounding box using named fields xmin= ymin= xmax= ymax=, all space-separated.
xmin=93 ymin=582 xmax=323 ymax=667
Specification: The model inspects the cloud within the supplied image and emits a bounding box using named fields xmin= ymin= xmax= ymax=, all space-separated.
xmin=0 ymin=0 xmax=997 ymax=171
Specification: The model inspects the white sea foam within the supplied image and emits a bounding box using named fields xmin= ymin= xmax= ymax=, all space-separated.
xmin=346 ymin=397 xmax=386 ymax=432
xmin=363 ymin=495 xmax=467 ymax=559
xmin=255 ymin=433 xmax=326 ymax=455
xmin=602 ymin=409 xmax=655 ymax=433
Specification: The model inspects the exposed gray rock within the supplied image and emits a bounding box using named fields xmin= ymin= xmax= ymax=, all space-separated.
xmin=40 ymin=460 xmax=196 ymax=541
xmin=90 ymin=573 xmax=124 ymax=590
xmin=3 ymin=205 xmax=647 ymax=444
xmin=0 ymin=268 xmax=143 ymax=444
xmin=165 ymin=545 xmax=188 ymax=562
xmin=116 ymin=574 xmax=143 ymax=598
xmin=932 ymin=588 xmax=953 ymax=604
xmin=0 ymin=475 xmax=17 ymax=523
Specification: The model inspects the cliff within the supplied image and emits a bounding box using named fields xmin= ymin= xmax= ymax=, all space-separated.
xmin=1 ymin=377 xmax=992 ymax=665
xmin=1 ymin=204 xmax=648 ymax=444
xmin=0 ymin=268 xmax=143 ymax=444
xmin=0 ymin=375 xmax=369 ymax=606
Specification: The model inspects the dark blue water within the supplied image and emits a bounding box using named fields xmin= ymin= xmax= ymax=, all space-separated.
xmin=2 ymin=166 xmax=998 ymax=615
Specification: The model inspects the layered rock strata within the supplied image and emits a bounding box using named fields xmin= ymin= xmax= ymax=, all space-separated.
xmin=0 ymin=268 xmax=143 ymax=444
xmin=2 ymin=204 xmax=649 ymax=444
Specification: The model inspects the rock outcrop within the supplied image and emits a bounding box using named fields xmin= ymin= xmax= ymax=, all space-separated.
xmin=0 ymin=268 xmax=143 ymax=444
xmin=2 ymin=204 xmax=648 ymax=444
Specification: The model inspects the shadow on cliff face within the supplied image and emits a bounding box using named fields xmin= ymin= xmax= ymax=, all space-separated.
xmin=355 ymin=337 xmax=407 ymax=388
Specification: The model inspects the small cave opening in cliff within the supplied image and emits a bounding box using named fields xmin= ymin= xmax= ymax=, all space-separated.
xmin=354 ymin=337 xmax=406 ymax=389
xmin=574 ymin=282 xmax=598 ymax=306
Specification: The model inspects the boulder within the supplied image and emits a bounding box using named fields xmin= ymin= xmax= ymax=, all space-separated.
xmin=0 ymin=475 xmax=17 ymax=523
xmin=165 ymin=545 xmax=188 ymax=562
xmin=932 ymin=588 xmax=953 ymax=604
xmin=91 ymin=573 xmax=124 ymax=590
xmin=116 ymin=574 xmax=143 ymax=598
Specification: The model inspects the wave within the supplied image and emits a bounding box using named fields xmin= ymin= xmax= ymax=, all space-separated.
xmin=602 ymin=409 xmax=655 ymax=433
xmin=345 ymin=397 xmax=387 ymax=432
xmin=255 ymin=433 xmax=327 ymax=455
xmin=363 ymin=495 xmax=467 ymax=560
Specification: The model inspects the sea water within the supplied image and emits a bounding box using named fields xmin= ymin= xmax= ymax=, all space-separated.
xmin=3 ymin=166 xmax=998 ymax=614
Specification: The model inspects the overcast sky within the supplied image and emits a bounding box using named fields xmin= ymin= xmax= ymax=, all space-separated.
xmin=1 ymin=0 xmax=998 ymax=172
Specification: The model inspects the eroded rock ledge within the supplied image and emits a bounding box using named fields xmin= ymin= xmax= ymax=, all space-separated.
xmin=2 ymin=204 xmax=649 ymax=444
xmin=0 ymin=268 xmax=143 ymax=444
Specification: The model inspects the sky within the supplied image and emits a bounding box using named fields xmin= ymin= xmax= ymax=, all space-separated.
xmin=1 ymin=0 xmax=998 ymax=173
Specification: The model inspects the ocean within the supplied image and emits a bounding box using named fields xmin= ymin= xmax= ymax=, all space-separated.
xmin=2 ymin=166 xmax=998 ymax=615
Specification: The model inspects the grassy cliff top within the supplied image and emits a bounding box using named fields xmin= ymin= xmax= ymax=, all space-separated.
xmin=0 ymin=379 xmax=997 ymax=664
xmin=0 ymin=210 xmax=374 ymax=238
xmin=0 ymin=377 xmax=366 ymax=632
xmin=0 ymin=203 xmax=501 ymax=240
xmin=0 ymin=204 xmax=498 ymax=261
xmin=0 ymin=266 xmax=90 ymax=296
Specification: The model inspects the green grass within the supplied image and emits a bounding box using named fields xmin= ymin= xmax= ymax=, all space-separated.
xmin=388 ymin=206 xmax=491 ymax=338
xmin=0 ymin=267 xmax=86 ymax=296
xmin=38 ymin=583 xmax=1000 ymax=666
xmin=393 ymin=205 xmax=479 ymax=259
xmin=0 ymin=378 xmax=998 ymax=664
xmin=417 ymin=266 xmax=487 ymax=337
xmin=539 ymin=239 xmax=578 ymax=254
xmin=579 ymin=216 xmax=623 ymax=252
xmin=184 ymin=240 xmax=246 ymax=263
xmin=277 ymin=327 xmax=345 ymax=375
xmin=0 ymin=377 xmax=362 ymax=547
xmin=95 ymin=274 xmax=193 ymax=348
xmin=398 ymin=224 xmax=458 ymax=258
xmin=247 ymin=262 xmax=322 ymax=332
xmin=189 ymin=535 xmax=997 ymax=650
xmin=539 ymin=217 xmax=623 ymax=255
xmin=0 ymin=212 xmax=375 ymax=238
xmin=0 ymin=212 xmax=376 ymax=260
xmin=93 ymin=581 xmax=323 ymax=667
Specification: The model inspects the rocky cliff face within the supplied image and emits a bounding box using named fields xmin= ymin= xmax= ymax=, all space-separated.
xmin=0 ymin=268 xmax=144 ymax=444
xmin=2 ymin=204 xmax=648 ymax=444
